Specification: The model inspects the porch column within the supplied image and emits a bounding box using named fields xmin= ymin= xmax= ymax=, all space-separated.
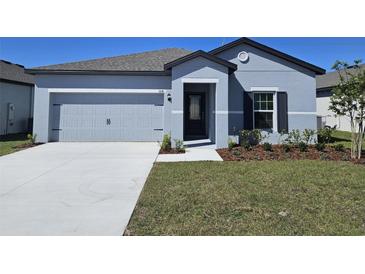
xmin=32 ymin=86 xmax=50 ymax=143
xmin=215 ymin=75 xmax=229 ymax=148
xmin=170 ymin=78 xmax=184 ymax=147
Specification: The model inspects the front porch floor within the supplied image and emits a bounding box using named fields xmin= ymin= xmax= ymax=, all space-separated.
xmin=156 ymin=145 xmax=222 ymax=162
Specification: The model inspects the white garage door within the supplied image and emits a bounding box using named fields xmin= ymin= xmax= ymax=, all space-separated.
xmin=50 ymin=93 xmax=164 ymax=142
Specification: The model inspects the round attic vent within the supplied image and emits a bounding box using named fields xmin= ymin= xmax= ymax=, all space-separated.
xmin=238 ymin=51 xmax=249 ymax=62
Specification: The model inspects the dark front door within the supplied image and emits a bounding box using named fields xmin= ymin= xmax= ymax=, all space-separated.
xmin=184 ymin=92 xmax=206 ymax=140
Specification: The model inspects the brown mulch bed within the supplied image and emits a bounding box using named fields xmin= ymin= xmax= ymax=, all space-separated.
xmin=15 ymin=143 xmax=39 ymax=149
xmin=13 ymin=143 xmax=40 ymax=152
xmin=217 ymin=144 xmax=359 ymax=163
xmin=159 ymin=148 xmax=185 ymax=154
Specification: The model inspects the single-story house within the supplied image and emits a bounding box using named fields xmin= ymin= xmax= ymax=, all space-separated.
xmin=26 ymin=38 xmax=325 ymax=148
xmin=316 ymin=63 xmax=365 ymax=131
xmin=0 ymin=60 xmax=34 ymax=135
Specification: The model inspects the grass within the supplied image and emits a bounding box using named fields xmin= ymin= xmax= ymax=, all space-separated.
xmin=0 ymin=133 xmax=31 ymax=156
xmin=331 ymin=130 xmax=365 ymax=149
xmin=126 ymin=160 xmax=365 ymax=235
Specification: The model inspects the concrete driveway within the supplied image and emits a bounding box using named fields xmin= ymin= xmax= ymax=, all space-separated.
xmin=0 ymin=142 xmax=159 ymax=235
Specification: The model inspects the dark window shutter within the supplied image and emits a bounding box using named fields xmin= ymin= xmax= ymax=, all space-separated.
xmin=244 ymin=92 xmax=254 ymax=130
xmin=277 ymin=92 xmax=288 ymax=133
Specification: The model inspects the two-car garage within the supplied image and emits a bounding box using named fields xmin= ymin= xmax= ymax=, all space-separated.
xmin=49 ymin=92 xmax=164 ymax=142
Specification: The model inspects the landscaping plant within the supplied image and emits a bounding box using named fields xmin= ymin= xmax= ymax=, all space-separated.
xmin=298 ymin=141 xmax=308 ymax=152
xmin=282 ymin=143 xmax=291 ymax=153
xmin=240 ymin=129 xmax=264 ymax=148
xmin=315 ymin=143 xmax=326 ymax=152
xmin=303 ymin=129 xmax=316 ymax=144
xmin=27 ymin=133 xmax=37 ymax=144
xmin=228 ymin=138 xmax=237 ymax=151
xmin=317 ymin=127 xmax=333 ymax=144
xmin=263 ymin=142 xmax=273 ymax=151
xmin=329 ymin=60 xmax=365 ymax=159
xmin=334 ymin=143 xmax=345 ymax=152
xmin=161 ymin=133 xmax=171 ymax=151
xmin=174 ymin=139 xmax=185 ymax=153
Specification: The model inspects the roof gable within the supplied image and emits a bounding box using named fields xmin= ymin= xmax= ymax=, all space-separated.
xmin=164 ymin=50 xmax=237 ymax=73
xmin=209 ymin=38 xmax=325 ymax=75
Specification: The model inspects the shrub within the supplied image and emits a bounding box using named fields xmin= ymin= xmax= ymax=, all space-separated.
xmin=279 ymin=130 xmax=288 ymax=144
xmin=303 ymin=129 xmax=316 ymax=144
xmin=228 ymin=138 xmax=237 ymax=151
xmin=315 ymin=142 xmax=326 ymax=151
xmin=174 ymin=139 xmax=185 ymax=153
xmin=282 ymin=144 xmax=291 ymax=153
xmin=240 ymin=129 xmax=264 ymax=148
xmin=334 ymin=143 xmax=345 ymax=152
xmin=161 ymin=134 xmax=171 ymax=150
xmin=317 ymin=127 xmax=333 ymax=144
xmin=27 ymin=133 xmax=37 ymax=144
xmin=242 ymin=142 xmax=252 ymax=150
xmin=263 ymin=142 xmax=273 ymax=151
xmin=298 ymin=141 xmax=308 ymax=152
xmin=285 ymin=129 xmax=302 ymax=145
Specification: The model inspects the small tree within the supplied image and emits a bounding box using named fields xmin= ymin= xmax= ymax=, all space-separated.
xmin=329 ymin=60 xmax=365 ymax=159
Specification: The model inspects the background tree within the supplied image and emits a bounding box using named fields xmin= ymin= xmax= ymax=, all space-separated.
xmin=329 ymin=60 xmax=365 ymax=159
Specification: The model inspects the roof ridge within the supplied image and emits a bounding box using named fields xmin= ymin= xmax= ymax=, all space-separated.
xmin=1 ymin=59 xmax=25 ymax=68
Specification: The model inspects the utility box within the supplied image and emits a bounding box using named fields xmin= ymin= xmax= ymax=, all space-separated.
xmin=6 ymin=103 xmax=15 ymax=134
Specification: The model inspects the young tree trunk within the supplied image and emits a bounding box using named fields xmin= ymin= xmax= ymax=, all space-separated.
xmin=350 ymin=118 xmax=357 ymax=159
xmin=357 ymin=122 xmax=364 ymax=159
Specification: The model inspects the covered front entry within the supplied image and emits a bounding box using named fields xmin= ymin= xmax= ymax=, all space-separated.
xmin=184 ymin=92 xmax=206 ymax=140
xmin=183 ymin=83 xmax=215 ymax=142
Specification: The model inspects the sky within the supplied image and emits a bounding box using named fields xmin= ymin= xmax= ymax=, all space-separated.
xmin=0 ymin=37 xmax=364 ymax=72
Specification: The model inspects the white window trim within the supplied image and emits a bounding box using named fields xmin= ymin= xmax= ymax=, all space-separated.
xmin=252 ymin=90 xmax=278 ymax=132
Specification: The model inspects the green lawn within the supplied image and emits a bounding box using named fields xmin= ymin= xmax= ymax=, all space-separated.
xmin=126 ymin=160 xmax=365 ymax=236
xmin=332 ymin=130 xmax=365 ymax=149
xmin=0 ymin=134 xmax=31 ymax=156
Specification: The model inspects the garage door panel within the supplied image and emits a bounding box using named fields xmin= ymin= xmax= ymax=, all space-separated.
xmin=151 ymin=106 xmax=163 ymax=129
xmin=51 ymin=93 xmax=164 ymax=142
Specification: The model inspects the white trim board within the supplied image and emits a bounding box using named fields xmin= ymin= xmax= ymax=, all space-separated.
xmin=181 ymin=78 xmax=219 ymax=83
xmin=250 ymin=87 xmax=279 ymax=92
xmin=213 ymin=111 xmax=244 ymax=114
xmin=48 ymin=88 xmax=165 ymax=94
xmin=288 ymin=112 xmax=316 ymax=115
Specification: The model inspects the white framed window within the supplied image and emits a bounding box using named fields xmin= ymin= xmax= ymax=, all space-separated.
xmin=253 ymin=91 xmax=277 ymax=131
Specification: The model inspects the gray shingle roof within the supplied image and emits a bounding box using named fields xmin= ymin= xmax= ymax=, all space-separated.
xmin=316 ymin=63 xmax=365 ymax=89
xmin=32 ymin=48 xmax=192 ymax=72
xmin=0 ymin=60 xmax=34 ymax=85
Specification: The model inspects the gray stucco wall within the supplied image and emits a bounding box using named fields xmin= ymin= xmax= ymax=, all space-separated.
xmin=217 ymin=44 xmax=317 ymax=143
xmin=32 ymin=45 xmax=317 ymax=147
xmin=33 ymin=74 xmax=171 ymax=143
xmin=171 ymin=57 xmax=229 ymax=148
xmin=0 ymin=81 xmax=33 ymax=135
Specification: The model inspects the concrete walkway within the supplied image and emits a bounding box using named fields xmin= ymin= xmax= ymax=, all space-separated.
xmin=0 ymin=142 xmax=159 ymax=235
xmin=156 ymin=147 xmax=223 ymax=162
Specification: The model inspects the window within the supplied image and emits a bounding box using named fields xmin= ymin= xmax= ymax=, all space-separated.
xmin=189 ymin=95 xmax=201 ymax=120
xmin=254 ymin=92 xmax=274 ymax=129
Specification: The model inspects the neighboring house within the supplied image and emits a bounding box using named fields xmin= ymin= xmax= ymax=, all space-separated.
xmin=0 ymin=60 xmax=34 ymax=135
xmin=316 ymin=64 xmax=365 ymax=131
xmin=26 ymin=38 xmax=325 ymax=148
